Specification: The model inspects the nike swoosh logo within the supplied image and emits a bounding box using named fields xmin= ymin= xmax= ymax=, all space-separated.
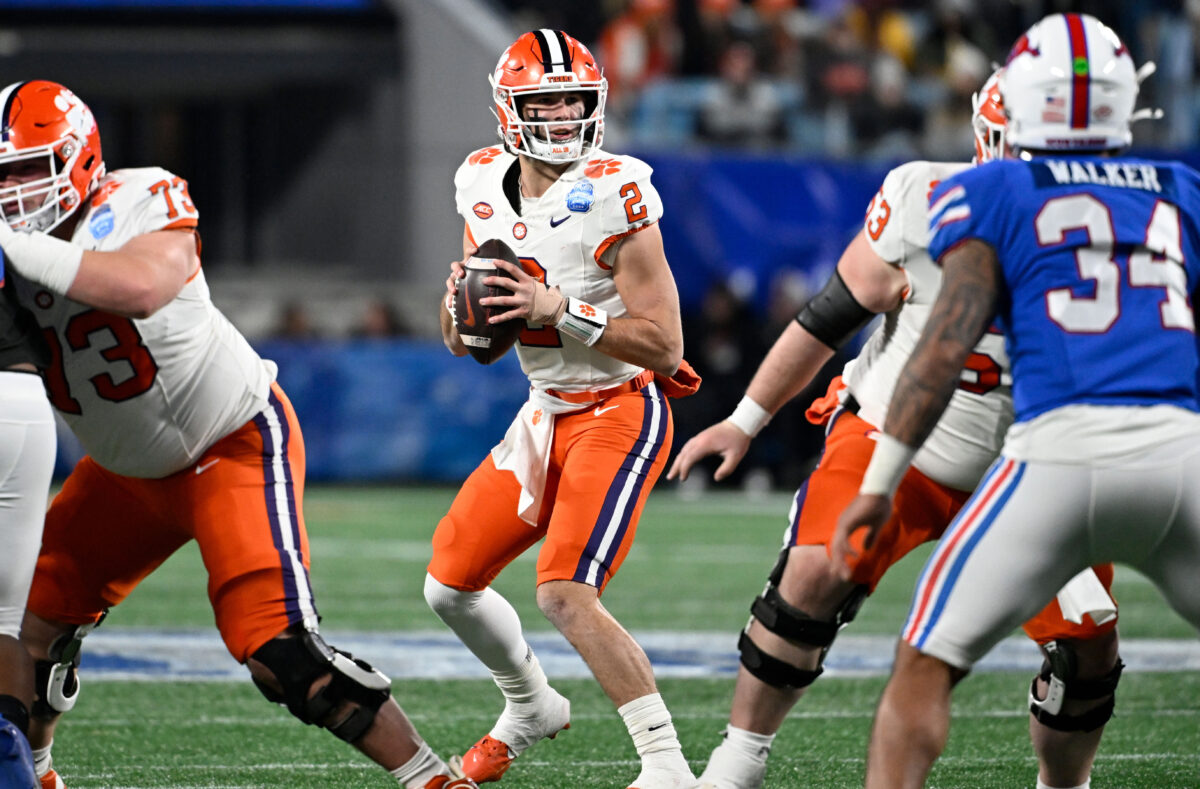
xmin=195 ymin=458 xmax=220 ymax=475
xmin=594 ymin=404 xmax=620 ymax=416
xmin=648 ymin=722 xmax=668 ymax=732
xmin=461 ymin=288 xmax=476 ymax=328
xmin=549 ymin=215 xmax=571 ymax=228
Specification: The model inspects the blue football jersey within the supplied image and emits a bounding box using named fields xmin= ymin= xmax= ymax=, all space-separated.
xmin=928 ymin=156 xmax=1200 ymax=423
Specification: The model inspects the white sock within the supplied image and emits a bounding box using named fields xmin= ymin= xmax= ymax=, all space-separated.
xmin=1037 ymin=780 xmax=1090 ymax=789
xmin=699 ymin=726 xmax=774 ymax=788
xmin=719 ymin=725 xmax=774 ymax=763
xmin=390 ymin=741 xmax=447 ymax=788
xmin=491 ymin=646 xmax=550 ymax=705
xmin=424 ymin=574 xmax=530 ymax=673
xmin=32 ymin=743 xmax=53 ymax=777
xmin=619 ymin=692 xmax=684 ymax=758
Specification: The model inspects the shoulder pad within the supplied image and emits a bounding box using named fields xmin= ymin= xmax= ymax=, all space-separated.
xmin=454 ymin=147 xmax=514 ymax=215
xmin=88 ymin=167 xmax=198 ymax=238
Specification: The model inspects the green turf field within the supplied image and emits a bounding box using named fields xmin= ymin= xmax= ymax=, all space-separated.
xmin=47 ymin=486 xmax=1200 ymax=788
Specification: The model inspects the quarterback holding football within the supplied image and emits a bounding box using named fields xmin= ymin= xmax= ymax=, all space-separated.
xmin=431 ymin=29 xmax=701 ymax=789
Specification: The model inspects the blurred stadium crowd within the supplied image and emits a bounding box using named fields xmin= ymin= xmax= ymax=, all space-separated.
xmin=497 ymin=0 xmax=1199 ymax=158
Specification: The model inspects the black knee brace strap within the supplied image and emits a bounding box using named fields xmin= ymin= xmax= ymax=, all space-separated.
xmin=251 ymin=629 xmax=392 ymax=743
xmin=738 ymin=631 xmax=823 ymax=689
xmin=1029 ymin=642 xmax=1125 ymax=732
xmin=751 ymin=587 xmax=839 ymax=647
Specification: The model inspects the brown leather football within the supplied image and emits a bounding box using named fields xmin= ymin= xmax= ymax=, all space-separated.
xmin=454 ymin=238 xmax=525 ymax=365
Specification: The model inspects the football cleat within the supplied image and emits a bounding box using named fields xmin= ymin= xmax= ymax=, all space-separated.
xmin=40 ymin=769 xmax=65 ymax=789
xmin=457 ymin=686 xmax=570 ymax=782
xmin=423 ymin=775 xmax=479 ymax=789
xmin=626 ymin=762 xmax=701 ymax=789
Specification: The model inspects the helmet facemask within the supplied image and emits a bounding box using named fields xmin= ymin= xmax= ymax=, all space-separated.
xmin=0 ymin=139 xmax=86 ymax=232
xmin=971 ymin=71 xmax=1007 ymax=163
xmin=492 ymin=79 xmax=606 ymax=163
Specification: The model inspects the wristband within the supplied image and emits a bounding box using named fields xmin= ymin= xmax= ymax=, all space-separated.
xmin=0 ymin=223 xmax=83 ymax=294
xmin=726 ymin=395 xmax=772 ymax=438
xmin=555 ymin=297 xmax=607 ymax=346
xmin=858 ymin=432 xmax=918 ymax=497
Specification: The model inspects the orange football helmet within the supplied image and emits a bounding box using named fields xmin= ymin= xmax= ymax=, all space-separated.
xmin=490 ymin=29 xmax=607 ymax=163
xmin=0 ymin=80 xmax=105 ymax=232
xmin=971 ymin=69 xmax=1006 ymax=163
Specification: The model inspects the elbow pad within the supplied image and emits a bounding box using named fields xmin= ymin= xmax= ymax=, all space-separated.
xmin=795 ymin=270 xmax=875 ymax=350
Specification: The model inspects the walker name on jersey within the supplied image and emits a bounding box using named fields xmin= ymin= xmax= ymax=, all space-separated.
xmin=1034 ymin=159 xmax=1167 ymax=193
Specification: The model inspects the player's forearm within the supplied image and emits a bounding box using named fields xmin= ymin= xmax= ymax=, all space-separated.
xmin=744 ymin=321 xmax=837 ymax=416
xmin=592 ymin=315 xmax=681 ymax=376
xmin=882 ymin=244 xmax=997 ymax=448
xmin=67 ymin=249 xmax=186 ymax=318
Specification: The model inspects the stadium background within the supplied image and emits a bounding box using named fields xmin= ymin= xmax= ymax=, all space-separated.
xmin=5 ymin=3 xmax=1200 ymax=787
xmin=8 ymin=0 xmax=1194 ymax=490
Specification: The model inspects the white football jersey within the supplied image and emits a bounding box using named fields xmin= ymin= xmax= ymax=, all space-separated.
xmin=846 ymin=160 xmax=1013 ymax=491
xmin=454 ymin=146 xmax=662 ymax=392
xmin=17 ymin=167 xmax=276 ymax=478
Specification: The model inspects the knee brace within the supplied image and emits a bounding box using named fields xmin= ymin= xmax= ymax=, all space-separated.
xmin=738 ymin=550 xmax=869 ymax=689
xmin=1028 ymin=640 xmax=1125 ymax=732
xmin=32 ymin=616 xmax=105 ymax=718
xmin=251 ymin=629 xmax=392 ymax=743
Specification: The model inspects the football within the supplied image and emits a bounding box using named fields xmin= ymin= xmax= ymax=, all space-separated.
xmin=454 ymin=238 xmax=525 ymax=365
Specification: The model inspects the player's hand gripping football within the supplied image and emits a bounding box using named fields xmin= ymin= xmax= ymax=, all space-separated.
xmin=444 ymin=252 xmax=472 ymax=312
xmin=666 ymin=421 xmax=752 ymax=482
xmin=831 ymin=493 xmax=893 ymax=579
xmin=482 ymin=259 xmax=567 ymax=326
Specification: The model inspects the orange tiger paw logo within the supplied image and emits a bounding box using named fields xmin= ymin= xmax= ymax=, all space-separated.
xmin=532 ymin=408 xmax=544 ymax=426
xmin=578 ymin=304 xmax=596 ymax=317
xmin=469 ymin=147 xmax=504 ymax=166
xmin=585 ymin=158 xmax=623 ymax=178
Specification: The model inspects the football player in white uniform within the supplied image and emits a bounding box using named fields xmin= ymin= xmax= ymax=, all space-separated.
xmin=430 ymin=30 xmax=701 ymax=789
xmin=0 ymin=80 xmax=476 ymax=789
xmin=0 ymin=261 xmax=56 ymax=789
xmin=668 ymin=72 xmax=1121 ymax=789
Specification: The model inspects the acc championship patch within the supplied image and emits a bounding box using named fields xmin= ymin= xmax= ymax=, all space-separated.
xmin=566 ymin=181 xmax=595 ymax=213
xmin=89 ymin=203 xmax=115 ymax=239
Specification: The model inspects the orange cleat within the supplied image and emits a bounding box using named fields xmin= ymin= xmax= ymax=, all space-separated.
xmin=40 ymin=769 xmax=65 ymax=789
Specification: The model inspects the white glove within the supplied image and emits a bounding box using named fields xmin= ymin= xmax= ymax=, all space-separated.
xmin=0 ymin=221 xmax=84 ymax=294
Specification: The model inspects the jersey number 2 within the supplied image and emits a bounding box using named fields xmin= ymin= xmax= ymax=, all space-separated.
xmin=516 ymin=257 xmax=563 ymax=348
xmin=42 ymin=311 xmax=159 ymax=414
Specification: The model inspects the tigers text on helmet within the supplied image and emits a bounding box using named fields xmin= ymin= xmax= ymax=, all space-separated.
xmin=0 ymin=81 xmax=105 ymax=232
xmin=1001 ymin=13 xmax=1140 ymax=154
xmin=971 ymin=69 xmax=1006 ymax=163
xmin=490 ymin=30 xmax=607 ymax=163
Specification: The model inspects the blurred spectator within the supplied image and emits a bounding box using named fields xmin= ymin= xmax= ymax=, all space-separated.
xmin=848 ymin=54 xmax=925 ymax=160
xmin=805 ymin=9 xmax=873 ymax=109
xmin=678 ymin=0 xmax=741 ymax=76
xmin=595 ymin=0 xmax=681 ymax=117
xmin=696 ymin=40 xmax=789 ymax=147
xmin=675 ymin=280 xmax=768 ymax=486
xmin=919 ymin=39 xmax=989 ymax=161
xmin=750 ymin=0 xmax=806 ymax=77
xmin=272 ymin=301 xmax=318 ymax=340
xmin=354 ymin=299 xmax=409 ymax=339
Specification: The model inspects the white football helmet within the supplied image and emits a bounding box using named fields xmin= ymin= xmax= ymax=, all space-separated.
xmin=489 ymin=29 xmax=607 ymax=163
xmin=1001 ymin=13 xmax=1139 ymax=153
